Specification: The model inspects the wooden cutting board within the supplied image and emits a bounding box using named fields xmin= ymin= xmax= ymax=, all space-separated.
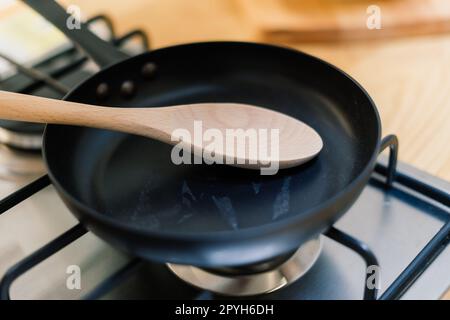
xmin=238 ymin=0 xmax=450 ymax=42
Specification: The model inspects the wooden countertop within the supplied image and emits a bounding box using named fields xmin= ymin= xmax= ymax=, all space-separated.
xmin=55 ymin=0 xmax=450 ymax=182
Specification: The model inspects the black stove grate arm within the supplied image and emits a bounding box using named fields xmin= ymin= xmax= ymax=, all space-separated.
xmin=379 ymin=220 xmax=450 ymax=300
xmin=113 ymin=30 xmax=150 ymax=51
xmin=0 ymin=52 xmax=70 ymax=94
xmin=375 ymin=164 xmax=450 ymax=207
xmin=325 ymin=226 xmax=379 ymax=300
xmin=379 ymin=134 xmax=399 ymax=188
xmin=87 ymin=15 xmax=116 ymax=38
xmin=0 ymin=223 xmax=87 ymax=300
xmin=0 ymin=175 xmax=50 ymax=215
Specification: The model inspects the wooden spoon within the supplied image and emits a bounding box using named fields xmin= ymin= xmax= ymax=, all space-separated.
xmin=0 ymin=90 xmax=322 ymax=171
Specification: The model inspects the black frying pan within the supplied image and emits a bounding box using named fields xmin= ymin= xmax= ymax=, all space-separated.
xmin=24 ymin=0 xmax=396 ymax=268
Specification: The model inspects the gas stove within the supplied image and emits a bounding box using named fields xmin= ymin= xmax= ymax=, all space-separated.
xmin=0 ymin=16 xmax=449 ymax=301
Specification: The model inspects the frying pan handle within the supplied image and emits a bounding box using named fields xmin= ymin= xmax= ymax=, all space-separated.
xmin=378 ymin=134 xmax=399 ymax=187
xmin=23 ymin=0 xmax=130 ymax=68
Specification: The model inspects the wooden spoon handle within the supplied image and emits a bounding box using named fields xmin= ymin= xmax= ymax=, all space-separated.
xmin=0 ymin=90 xmax=172 ymax=142
xmin=0 ymin=90 xmax=115 ymax=126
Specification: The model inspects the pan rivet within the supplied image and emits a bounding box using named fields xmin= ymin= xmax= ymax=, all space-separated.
xmin=96 ymin=83 xmax=109 ymax=100
xmin=141 ymin=62 xmax=157 ymax=79
xmin=121 ymin=80 xmax=135 ymax=98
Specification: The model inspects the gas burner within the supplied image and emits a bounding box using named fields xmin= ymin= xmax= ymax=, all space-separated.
xmin=0 ymin=144 xmax=45 ymax=180
xmin=168 ymin=236 xmax=322 ymax=296
xmin=0 ymin=123 xmax=43 ymax=150
xmin=0 ymin=52 xmax=64 ymax=150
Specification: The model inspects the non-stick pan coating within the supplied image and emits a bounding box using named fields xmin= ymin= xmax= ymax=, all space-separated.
xmin=44 ymin=42 xmax=380 ymax=266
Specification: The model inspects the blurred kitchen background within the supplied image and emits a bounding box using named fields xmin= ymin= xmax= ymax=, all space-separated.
xmin=0 ymin=0 xmax=449 ymax=182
